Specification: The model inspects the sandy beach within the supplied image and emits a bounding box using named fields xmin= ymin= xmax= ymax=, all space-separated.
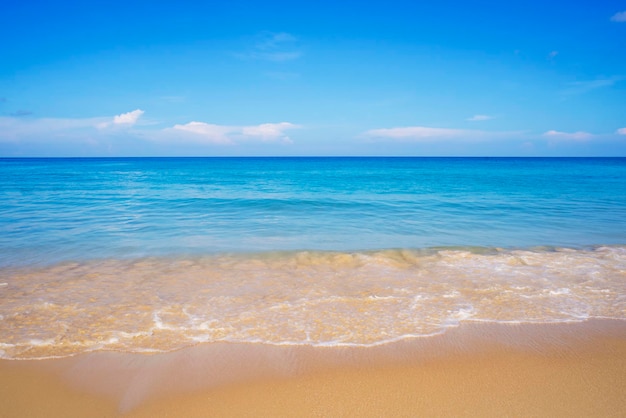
xmin=1 ymin=320 xmax=625 ymax=417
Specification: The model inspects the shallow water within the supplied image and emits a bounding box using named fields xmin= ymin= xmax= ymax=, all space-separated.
xmin=1 ymin=247 xmax=624 ymax=359
xmin=1 ymin=157 xmax=625 ymax=359
xmin=1 ymin=157 xmax=625 ymax=267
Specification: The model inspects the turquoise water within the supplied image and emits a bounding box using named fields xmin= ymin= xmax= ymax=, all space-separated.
xmin=1 ymin=157 xmax=625 ymax=267
xmin=1 ymin=157 xmax=625 ymax=358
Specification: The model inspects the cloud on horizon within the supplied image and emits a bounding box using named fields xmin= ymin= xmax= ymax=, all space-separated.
xmin=0 ymin=110 xmax=299 ymax=147
xmin=364 ymin=125 xmax=623 ymax=146
xmin=169 ymin=121 xmax=299 ymax=144
xmin=366 ymin=126 xmax=470 ymax=140
xmin=543 ymin=130 xmax=594 ymax=141
xmin=362 ymin=126 xmax=513 ymax=142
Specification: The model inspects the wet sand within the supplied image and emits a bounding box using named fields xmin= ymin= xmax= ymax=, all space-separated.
xmin=1 ymin=320 xmax=625 ymax=417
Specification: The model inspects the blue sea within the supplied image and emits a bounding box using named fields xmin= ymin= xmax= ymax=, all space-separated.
xmin=1 ymin=157 xmax=625 ymax=358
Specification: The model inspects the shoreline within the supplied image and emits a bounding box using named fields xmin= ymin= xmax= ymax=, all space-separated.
xmin=1 ymin=319 xmax=625 ymax=417
xmin=4 ymin=245 xmax=624 ymax=360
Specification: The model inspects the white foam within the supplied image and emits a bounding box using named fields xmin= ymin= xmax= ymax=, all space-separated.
xmin=1 ymin=246 xmax=625 ymax=359
xmin=549 ymin=288 xmax=571 ymax=295
xmin=26 ymin=339 xmax=56 ymax=347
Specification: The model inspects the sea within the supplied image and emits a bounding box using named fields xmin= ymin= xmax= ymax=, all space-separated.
xmin=0 ymin=157 xmax=625 ymax=359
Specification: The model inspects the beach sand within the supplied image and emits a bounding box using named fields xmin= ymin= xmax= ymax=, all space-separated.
xmin=1 ymin=320 xmax=625 ymax=417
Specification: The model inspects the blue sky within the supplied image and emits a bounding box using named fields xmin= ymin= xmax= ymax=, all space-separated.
xmin=1 ymin=0 xmax=625 ymax=156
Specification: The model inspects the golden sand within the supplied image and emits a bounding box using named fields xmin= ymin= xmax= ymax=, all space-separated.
xmin=1 ymin=320 xmax=625 ymax=417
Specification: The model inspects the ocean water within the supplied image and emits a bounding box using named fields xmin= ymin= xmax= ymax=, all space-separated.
xmin=0 ymin=157 xmax=625 ymax=358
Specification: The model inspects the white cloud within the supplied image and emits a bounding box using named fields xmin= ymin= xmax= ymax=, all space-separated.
xmin=466 ymin=115 xmax=494 ymax=122
xmin=562 ymin=77 xmax=623 ymax=95
xmin=113 ymin=109 xmax=144 ymax=125
xmin=543 ymin=130 xmax=594 ymax=141
xmin=617 ymin=128 xmax=626 ymax=135
xmin=365 ymin=126 xmax=471 ymax=140
xmin=362 ymin=126 xmax=510 ymax=142
xmin=98 ymin=109 xmax=145 ymax=129
xmin=241 ymin=122 xmax=297 ymax=141
xmin=0 ymin=111 xmax=299 ymax=148
xmin=363 ymin=125 xmax=530 ymax=145
xmin=611 ymin=11 xmax=626 ymax=22
xmin=548 ymin=50 xmax=559 ymax=59
xmin=172 ymin=122 xmax=234 ymax=144
xmin=170 ymin=121 xmax=299 ymax=145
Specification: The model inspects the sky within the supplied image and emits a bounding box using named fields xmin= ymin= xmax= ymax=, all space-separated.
xmin=1 ymin=0 xmax=625 ymax=157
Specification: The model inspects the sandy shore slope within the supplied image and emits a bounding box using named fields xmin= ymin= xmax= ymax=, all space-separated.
xmin=1 ymin=320 xmax=625 ymax=417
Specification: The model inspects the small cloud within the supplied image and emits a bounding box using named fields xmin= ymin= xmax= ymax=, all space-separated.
xmin=362 ymin=126 xmax=515 ymax=143
xmin=562 ymin=77 xmax=624 ymax=95
xmin=98 ymin=109 xmax=145 ymax=129
xmin=0 ymin=112 xmax=299 ymax=148
xmin=617 ymin=128 xmax=626 ymax=135
xmin=548 ymin=51 xmax=558 ymax=59
xmin=241 ymin=122 xmax=297 ymax=142
xmin=610 ymin=11 xmax=626 ymax=22
xmin=169 ymin=121 xmax=299 ymax=145
xmin=9 ymin=110 xmax=33 ymax=117
xmin=364 ymin=125 xmax=524 ymax=143
xmin=365 ymin=126 xmax=469 ymax=140
xmin=171 ymin=122 xmax=234 ymax=144
xmin=543 ymin=130 xmax=594 ymax=141
xmin=256 ymin=32 xmax=297 ymax=50
xmin=273 ymin=33 xmax=296 ymax=42
xmin=237 ymin=32 xmax=302 ymax=62
xmin=466 ymin=114 xmax=494 ymax=122
xmin=113 ymin=109 xmax=144 ymax=125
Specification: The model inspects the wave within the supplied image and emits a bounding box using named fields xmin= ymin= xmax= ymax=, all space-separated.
xmin=1 ymin=245 xmax=625 ymax=359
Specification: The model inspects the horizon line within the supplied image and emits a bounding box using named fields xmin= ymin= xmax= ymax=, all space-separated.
xmin=1 ymin=155 xmax=626 ymax=159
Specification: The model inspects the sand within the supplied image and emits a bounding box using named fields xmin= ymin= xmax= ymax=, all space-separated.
xmin=1 ymin=320 xmax=625 ymax=417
